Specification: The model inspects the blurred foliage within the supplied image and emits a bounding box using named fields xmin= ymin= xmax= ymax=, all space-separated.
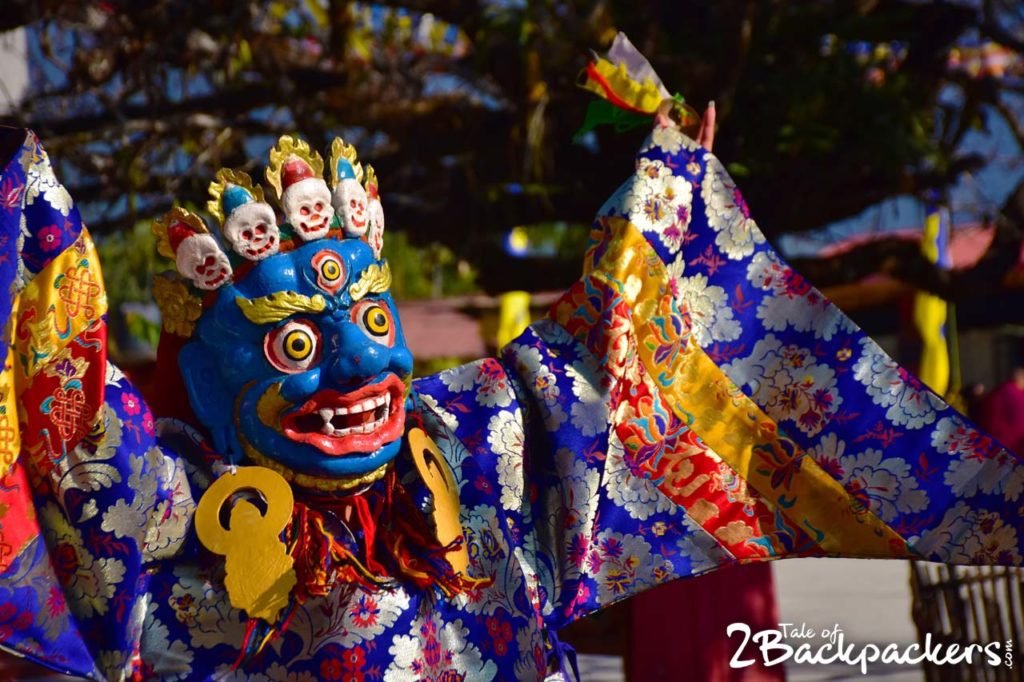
xmin=94 ymin=212 xmax=477 ymax=307
xmin=381 ymin=230 xmax=478 ymax=299
xmin=94 ymin=220 xmax=167 ymax=357
xmin=94 ymin=220 xmax=166 ymax=306
xmin=414 ymin=355 xmax=469 ymax=377
xmin=1 ymin=0 xmax=1023 ymax=298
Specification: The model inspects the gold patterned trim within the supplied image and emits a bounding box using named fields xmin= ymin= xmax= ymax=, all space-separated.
xmin=584 ymin=220 xmax=910 ymax=558
xmin=349 ymin=261 xmax=392 ymax=301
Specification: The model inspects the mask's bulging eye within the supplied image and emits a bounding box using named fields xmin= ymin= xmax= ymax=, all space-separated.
xmin=364 ymin=307 xmax=389 ymax=335
xmin=311 ymin=250 xmax=346 ymax=294
xmin=352 ymin=300 xmax=395 ymax=347
xmin=265 ymin=319 xmax=321 ymax=373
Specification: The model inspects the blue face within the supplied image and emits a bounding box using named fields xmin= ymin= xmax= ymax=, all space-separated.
xmin=180 ymin=239 xmax=413 ymax=480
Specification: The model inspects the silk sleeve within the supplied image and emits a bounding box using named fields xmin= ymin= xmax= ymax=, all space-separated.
xmin=0 ymin=130 xmax=196 ymax=680
xmin=489 ymin=120 xmax=1024 ymax=628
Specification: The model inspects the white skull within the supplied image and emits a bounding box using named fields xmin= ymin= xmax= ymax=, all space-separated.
xmin=176 ymin=234 xmax=232 ymax=290
xmin=366 ymin=198 xmax=385 ymax=259
xmin=332 ymin=179 xmax=368 ymax=237
xmin=223 ymin=202 xmax=280 ymax=261
xmin=283 ymin=178 xmax=333 ymax=241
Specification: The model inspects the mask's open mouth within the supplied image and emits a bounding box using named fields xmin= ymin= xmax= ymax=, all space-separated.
xmin=279 ymin=374 xmax=405 ymax=456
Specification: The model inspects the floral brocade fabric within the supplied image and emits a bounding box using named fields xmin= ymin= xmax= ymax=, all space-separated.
xmin=1 ymin=123 xmax=1022 ymax=681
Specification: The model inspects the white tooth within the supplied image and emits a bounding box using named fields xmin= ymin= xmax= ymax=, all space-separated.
xmin=361 ymin=399 xmax=375 ymax=412
xmin=318 ymin=409 xmax=333 ymax=423
xmin=374 ymin=396 xmax=385 ymax=407
xmin=336 ymin=406 xmax=349 ymax=416
xmin=322 ymin=422 xmax=335 ymax=436
xmin=336 ymin=426 xmax=352 ymax=436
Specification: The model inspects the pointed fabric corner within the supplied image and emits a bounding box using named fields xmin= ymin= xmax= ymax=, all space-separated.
xmin=565 ymin=123 xmax=1023 ymax=570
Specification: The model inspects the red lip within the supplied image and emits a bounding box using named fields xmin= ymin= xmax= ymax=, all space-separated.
xmin=245 ymin=239 xmax=277 ymax=258
xmin=299 ymin=217 xmax=329 ymax=234
xmin=279 ymin=375 xmax=406 ymax=456
xmin=206 ymin=270 xmax=228 ymax=287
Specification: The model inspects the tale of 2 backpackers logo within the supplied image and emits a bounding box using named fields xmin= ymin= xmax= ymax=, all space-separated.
xmin=726 ymin=622 xmax=1012 ymax=674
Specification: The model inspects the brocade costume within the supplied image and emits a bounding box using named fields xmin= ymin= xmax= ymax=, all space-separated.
xmin=0 ymin=113 xmax=1021 ymax=681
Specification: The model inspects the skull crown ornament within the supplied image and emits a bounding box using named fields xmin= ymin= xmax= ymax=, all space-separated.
xmin=153 ymin=134 xmax=409 ymax=491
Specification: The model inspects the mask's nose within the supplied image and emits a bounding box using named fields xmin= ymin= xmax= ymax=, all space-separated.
xmin=325 ymin=323 xmax=392 ymax=386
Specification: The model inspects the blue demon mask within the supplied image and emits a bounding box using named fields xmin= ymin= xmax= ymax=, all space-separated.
xmin=156 ymin=136 xmax=400 ymax=488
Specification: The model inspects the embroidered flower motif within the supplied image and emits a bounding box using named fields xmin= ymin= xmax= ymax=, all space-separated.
xmin=341 ymin=646 xmax=370 ymax=680
xmin=853 ymin=338 xmax=945 ymax=429
xmin=0 ymin=174 xmax=24 ymax=210
xmin=627 ymin=173 xmax=694 ymax=253
xmin=806 ymin=432 xmax=845 ymax=479
xmin=934 ymin=416 xmax=1024 ymax=502
xmin=152 ymin=275 xmax=202 ymax=337
xmin=0 ymin=598 xmax=33 ymax=640
xmin=636 ymin=157 xmax=671 ymax=180
xmin=603 ymin=433 xmax=674 ymax=521
xmin=350 ymin=594 xmax=380 ymax=629
xmin=485 ymin=614 xmax=514 ymax=657
xmin=45 ymin=585 xmax=65 ymax=619
xmin=38 ymin=224 xmax=63 ymax=252
xmin=676 ymin=273 xmax=740 ymax=345
xmin=386 ymin=614 xmax=497 ymax=681
xmin=40 ymin=502 xmax=127 ymax=619
xmin=320 ymin=657 xmax=345 ymax=681
xmin=142 ymin=411 xmax=156 ymax=436
xmin=724 ymin=335 xmax=841 ymax=437
xmin=915 ymin=502 xmax=1018 ymax=565
xmin=487 ymin=410 xmax=525 ymax=511
xmin=477 ymin=362 xmax=512 ymax=407
xmin=120 ymin=392 xmax=142 ymax=416
xmin=701 ymin=155 xmax=765 ymax=260
xmin=438 ymin=363 xmax=478 ymax=393
xmin=168 ymin=565 xmax=246 ymax=650
xmin=138 ymin=602 xmax=194 ymax=680
xmin=836 ymin=447 xmax=929 ymax=523
xmin=582 ymin=530 xmax=662 ymax=605
xmin=647 ymin=125 xmax=698 ymax=156
xmin=24 ymin=150 xmax=73 ymax=215
xmin=746 ymin=252 xmax=853 ymax=341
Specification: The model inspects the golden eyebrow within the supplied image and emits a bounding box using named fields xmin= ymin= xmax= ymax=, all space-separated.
xmin=235 ymin=291 xmax=327 ymax=324
xmin=348 ymin=261 xmax=392 ymax=301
